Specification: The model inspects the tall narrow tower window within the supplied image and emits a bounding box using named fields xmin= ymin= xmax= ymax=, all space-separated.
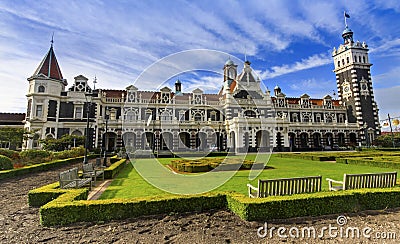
xmin=346 ymin=57 xmax=350 ymax=64
xmin=36 ymin=105 xmax=43 ymax=117
xmin=363 ymin=56 xmax=366 ymax=63
xmin=338 ymin=61 xmax=340 ymax=67
xmin=358 ymin=56 xmax=361 ymax=62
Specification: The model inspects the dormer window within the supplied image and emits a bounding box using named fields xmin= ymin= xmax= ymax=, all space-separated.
xmin=38 ymin=85 xmax=45 ymax=93
xmin=194 ymin=113 xmax=202 ymax=121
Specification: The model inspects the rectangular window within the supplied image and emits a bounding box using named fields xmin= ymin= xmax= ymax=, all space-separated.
xmin=75 ymin=107 xmax=82 ymax=119
xmin=36 ymin=105 xmax=43 ymax=117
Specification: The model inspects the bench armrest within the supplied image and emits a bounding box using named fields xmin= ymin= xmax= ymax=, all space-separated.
xmin=326 ymin=178 xmax=344 ymax=191
xmin=247 ymin=183 xmax=258 ymax=198
xmin=247 ymin=183 xmax=258 ymax=191
xmin=326 ymin=178 xmax=343 ymax=184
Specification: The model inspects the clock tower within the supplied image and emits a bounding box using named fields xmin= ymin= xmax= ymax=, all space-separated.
xmin=332 ymin=22 xmax=380 ymax=144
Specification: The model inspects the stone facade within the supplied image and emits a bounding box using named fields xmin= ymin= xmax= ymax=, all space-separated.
xmin=23 ymin=24 xmax=378 ymax=153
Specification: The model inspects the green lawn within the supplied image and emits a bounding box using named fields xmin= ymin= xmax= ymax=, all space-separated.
xmin=99 ymin=154 xmax=399 ymax=199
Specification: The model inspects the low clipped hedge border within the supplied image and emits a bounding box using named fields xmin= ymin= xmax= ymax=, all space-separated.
xmin=336 ymin=157 xmax=400 ymax=169
xmin=28 ymin=158 xmax=126 ymax=207
xmin=227 ymin=188 xmax=400 ymax=220
xmin=40 ymin=193 xmax=226 ymax=226
xmin=28 ymin=182 xmax=89 ymax=207
xmin=104 ymin=158 xmax=127 ymax=179
xmin=33 ymin=183 xmax=400 ymax=226
xmin=0 ymin=155 xmax=97 ymax=180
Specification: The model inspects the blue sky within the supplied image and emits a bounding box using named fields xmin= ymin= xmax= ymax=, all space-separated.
xmin=0 ymin=0 xmax=400 ymax=121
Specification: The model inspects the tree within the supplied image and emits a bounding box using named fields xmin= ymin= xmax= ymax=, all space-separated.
xmin=373 ymin=133 xmax=400 ymax=147
xmin=39 ymin=134 xmax=85 ymax=151
xmin=0 ymin=127 xmax=25 ymax=150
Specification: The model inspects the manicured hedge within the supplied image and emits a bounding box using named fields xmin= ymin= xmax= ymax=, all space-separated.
xmin=0 ymin=155 xmax=97 ymax=180
xmin=34 ymin=183 xmax=400 ymax=226
xmin=277 ymin=152 xmax=400 ymax=162
xmin=226 ymin=188 xmax=400 ymax=221
xmin=104 ymin=158 xmax=127 ymax=179
xmin=28 ymin=182 xmax=89 ymax=207
xmin=39 ymin=193 xmax=227 ymax=226
xmin=336 ymin=157 xmax=400 ymax=169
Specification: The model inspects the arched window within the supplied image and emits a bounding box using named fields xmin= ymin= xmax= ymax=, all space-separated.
xmin=160 ymin=110 xmax=172 ymax=121
xmin=358 ymin=56 xmax=361 ymax=62
xmin=194 ymin=113 xmax=202 ymax=121
xmin=342 ymin=59 xmax=344 ymax=65
xmin=337 ymin=61 xmax=340 ymax=67
xmin=346 ymin=57 xmax=350 ymax=64
xmin=125 ymin=111 xmax=138 ymax=122
xmin=38 ymin=85 xmax=45 ymax=93
xmin=363 ymin=56 xmax=366 ymax=63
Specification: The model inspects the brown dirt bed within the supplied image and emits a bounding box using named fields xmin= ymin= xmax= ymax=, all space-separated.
xmin=1 ymin=162 xmax=400 ymax=243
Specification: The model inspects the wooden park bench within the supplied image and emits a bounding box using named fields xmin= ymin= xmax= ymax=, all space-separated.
xmin=326 ymin=172 xmax=397 ymax=191
xmin=59 ymin=167 xmax=92 ymax=190
xmin=82 ymin=162 xmax=105 ymax=186
xmin=247 ymin=175 xmax=322 ymax=198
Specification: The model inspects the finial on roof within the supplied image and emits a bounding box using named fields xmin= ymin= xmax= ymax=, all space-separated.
xmin=93 ymin=75 xmax=97 ymax=90
xmin=344 ymin=11 xmax=350 ymax=27
xmin=51 ymin=32 xmax=54 ymax=47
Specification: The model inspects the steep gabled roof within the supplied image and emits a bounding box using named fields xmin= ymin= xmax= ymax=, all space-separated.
xmin=32 ymin=46 xmax=64 ymax=81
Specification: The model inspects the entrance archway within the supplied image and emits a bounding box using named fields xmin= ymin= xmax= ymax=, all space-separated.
xmin=300 ymin=133 xmax=309 ymax=148
xmin=160 ymin=132 xmax=173 ymax=151
xmin=122 ymin=132 xmax=136 ymax=152
xmin=142 ymin=132 xmax=154 ymax=150
xmin=178 ymin=132 xmax=190 ymax=150
xmin=256 ymin=130 xmax=269 ymax=151
xmin=105 ymin=132 xmax=117 ymax=152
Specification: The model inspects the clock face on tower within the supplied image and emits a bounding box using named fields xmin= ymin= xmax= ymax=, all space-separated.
xmin=344 ymin=86 xmax=349 ymax=92
xmin=362 ymin=84 xmax=367 ymax=90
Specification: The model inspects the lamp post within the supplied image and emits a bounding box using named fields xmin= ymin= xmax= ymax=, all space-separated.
xmin=103 ymin=108 xmax=110 ymax=166
xmin=83 ymin=92 xmax=94 ymax=164
xmin=363 ymin=123 xmax=369 ymax=148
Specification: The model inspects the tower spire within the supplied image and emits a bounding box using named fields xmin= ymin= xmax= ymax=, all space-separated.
xmin=93 ymin=75 xmax=97 ymax=90
xmin=51 ymin=32 xmax=54 ymax=47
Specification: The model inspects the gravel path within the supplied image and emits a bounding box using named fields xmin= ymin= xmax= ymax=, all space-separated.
xmin=1 ymin=163 xmax=400 ymax=243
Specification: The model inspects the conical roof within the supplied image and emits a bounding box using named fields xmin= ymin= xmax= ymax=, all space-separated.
xmin=32 ymin=45 xmax=64 ymax=81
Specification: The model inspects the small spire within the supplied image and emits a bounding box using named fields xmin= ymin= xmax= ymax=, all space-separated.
xmin=93 ymin=75 xmax=97 ymax=90
xmin=51 ymin=32 xmax=54 ymax=47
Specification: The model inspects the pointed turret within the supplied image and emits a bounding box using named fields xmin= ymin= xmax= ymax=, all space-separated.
xmin=31 ymin=44 xmax=65 ymax=84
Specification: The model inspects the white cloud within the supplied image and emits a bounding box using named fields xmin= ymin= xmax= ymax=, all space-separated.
xmin=258 ymin=52 xmax=332 ymax=79
xmin=287 ymin=78 xmax=335 ymax=98
xmin=374 ymin=85 xmax=400 ymax=120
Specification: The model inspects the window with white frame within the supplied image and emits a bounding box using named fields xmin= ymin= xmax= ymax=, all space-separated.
xmin=75 ymin=107 xmax=82 ymax=119
xmin=36 ymin=105 xmax=43 ymax=117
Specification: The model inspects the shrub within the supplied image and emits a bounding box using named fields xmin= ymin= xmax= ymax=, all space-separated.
xmin=0 ymin=155 xmax=13 ymax=170
xmin=53 ymin=147 xmax=85 ymax=160
xmin=171 ymin=158 xmax=259 ymax=173
xmin=20 ymin=149 xmax=52 ymax=164
xmin=0 ymin=149 xmax=21 ymax=161
xmin=104 ymin=158 xmax=127 ymax=179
